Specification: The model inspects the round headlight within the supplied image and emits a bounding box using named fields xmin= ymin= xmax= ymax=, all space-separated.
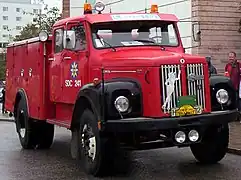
xmin=39 ymin=31 xmax=48 ymax=42
xmin=114 ymin=96 xmax=129 ymax=113
xmin=94 ymin=1 xmax=105 ymax=12
xmin=216 ymin=89 xmax=229 ymax=104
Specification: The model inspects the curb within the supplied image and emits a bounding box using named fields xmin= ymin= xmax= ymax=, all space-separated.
xmin=228 ymin=148 xmax=241 ymax=156
xmin=0 ymin=117 xmax=14 ymax=122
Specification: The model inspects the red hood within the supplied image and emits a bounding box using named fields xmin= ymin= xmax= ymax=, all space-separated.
xmin=99 ymin=49 xmax=206 ymax=67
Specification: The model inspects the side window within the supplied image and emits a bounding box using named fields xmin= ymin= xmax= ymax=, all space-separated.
xmin=71 ymin=24 xmax=86 ymax=51
xmin=54 ymin=28 xmax=63 ymax=53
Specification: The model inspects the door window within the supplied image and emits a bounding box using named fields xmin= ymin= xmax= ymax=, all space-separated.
xmin=54 ymin=28 xmax=64 ymax=53
xmin=70 ymin=24 xmax=87 ymax=51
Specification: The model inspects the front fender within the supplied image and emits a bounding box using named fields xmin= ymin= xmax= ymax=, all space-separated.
xmin=209 ymin=74 xmax=237 ymax=111
xmin=73 ymin=78 xmax=143 ymax=124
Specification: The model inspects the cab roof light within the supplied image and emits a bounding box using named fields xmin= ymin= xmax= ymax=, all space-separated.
xmin=84 ymin=3 xmax=92 ymax=14
xmin=150 ymin=4 xmax=158 ymax=13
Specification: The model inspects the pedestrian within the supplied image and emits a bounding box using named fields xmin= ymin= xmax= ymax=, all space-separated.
xmin=1 ymin=88 xmax=5 ymax=114
xmin=206 ymin=56 xmax=217 ymax=75
xmin=224 ymin=51 xmax=240 ymax=119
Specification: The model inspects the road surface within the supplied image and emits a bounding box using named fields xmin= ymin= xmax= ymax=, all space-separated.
xmin=1 ymin=121 xmax=241 ymax=180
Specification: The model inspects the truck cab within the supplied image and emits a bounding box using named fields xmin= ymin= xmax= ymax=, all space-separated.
xmin=5 ymin=2 xmax=238 ymax=177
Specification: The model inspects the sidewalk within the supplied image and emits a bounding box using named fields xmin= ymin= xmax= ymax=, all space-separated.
xmin=228 ymin=121 xmax=241 ymax=154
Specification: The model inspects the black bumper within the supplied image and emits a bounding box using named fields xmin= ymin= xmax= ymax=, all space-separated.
xmin=104 ymin=109 xmax=238 ymax=132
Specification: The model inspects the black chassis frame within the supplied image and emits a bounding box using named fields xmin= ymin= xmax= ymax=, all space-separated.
xmin=74 ymin=73 xmax=238 ymax=150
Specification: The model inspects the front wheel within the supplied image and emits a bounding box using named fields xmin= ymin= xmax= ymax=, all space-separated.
xmin=72 ymin=109 xmax=114 ymax=176
xmin=190 ymin=124 xmax=229 ymax=164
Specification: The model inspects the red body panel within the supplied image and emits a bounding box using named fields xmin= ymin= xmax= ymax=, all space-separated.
xmin=5 ymin=39 xmax=55 ymax=120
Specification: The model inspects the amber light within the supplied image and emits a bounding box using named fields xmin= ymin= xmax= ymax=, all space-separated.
xmin=84 ymin=3 xmax=92 ymax=14
xmin=150 ymin=4 xmax=158 ymax=13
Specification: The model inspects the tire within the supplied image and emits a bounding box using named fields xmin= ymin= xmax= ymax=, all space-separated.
xmin=36 ymin=122 xmax=54 ymax=149
xmin=15 ymin=98 xmax=38 ymax=149
xmin=190 ymin=124 xmax=229 ymax=164
xmin=77 ymin=109 xmax=114 ymax=176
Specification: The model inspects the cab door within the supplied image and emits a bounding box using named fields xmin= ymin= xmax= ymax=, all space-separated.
xmin=61 ymin=22 xmax=89 ymax=104
xmin=49 ymin=27 xmax=65 ymax=103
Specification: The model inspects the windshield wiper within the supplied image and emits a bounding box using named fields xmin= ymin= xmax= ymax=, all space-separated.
xmin=96 ymin=34 xmax=116 ymax=52
xmin=135 ymin=39 xmax=155 ymax=44
xmin=136 ymin=39 xmax=166 ymax=50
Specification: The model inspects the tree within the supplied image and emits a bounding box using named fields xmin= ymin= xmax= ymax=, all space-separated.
xmin=14 ymin=7 xmax=61 ymax=41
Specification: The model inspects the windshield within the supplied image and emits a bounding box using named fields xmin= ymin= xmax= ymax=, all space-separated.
xmin=91 ymin=20 xmax=179 ymax=49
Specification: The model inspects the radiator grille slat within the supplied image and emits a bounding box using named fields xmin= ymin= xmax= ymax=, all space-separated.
xmin=160 ymin=63 xmax=205 ymax=114
xmin=186 ymin=63 xmax=205 ymax=108
xmin=161 ymin=65 xmax=182 ymax=113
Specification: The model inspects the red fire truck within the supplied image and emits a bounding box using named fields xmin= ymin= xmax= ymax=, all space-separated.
xmin=5 ymin=2 xmax=238 ymax=176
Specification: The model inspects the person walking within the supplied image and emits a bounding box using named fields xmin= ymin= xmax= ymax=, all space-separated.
xmin=1 ymin=88 xmax=5 ymax=114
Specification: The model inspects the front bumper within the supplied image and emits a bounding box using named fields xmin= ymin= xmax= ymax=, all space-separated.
xmin=104 ymin=109 xmax=238 ymax=132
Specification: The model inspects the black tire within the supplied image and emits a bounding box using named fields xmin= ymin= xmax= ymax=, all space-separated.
xmin=36 ymin=122 xmax=54 ymax=149
xmin=15 ymin=98 xmax=37 ymax=149
xmin=78 ymin=109 xmax=113 ymax=176
xmin=190 ymin=124 xmax=229 ymax=164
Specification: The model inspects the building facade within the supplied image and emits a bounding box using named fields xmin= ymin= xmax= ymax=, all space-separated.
xmin=0 ymin=0 xmax=42 ymax=50
xmin=63 ymin=0 xmax=241 ymax=71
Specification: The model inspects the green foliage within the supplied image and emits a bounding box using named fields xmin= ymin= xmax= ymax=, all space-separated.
xmin=14 ymin=7 xmax=61 ymax=41
xmin=0 ymin=55 xmax=6 ymax=80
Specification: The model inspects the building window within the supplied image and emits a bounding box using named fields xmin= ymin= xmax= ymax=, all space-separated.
xmin=16 ymin=8 xmax=21 ymax=12
xmin=2 ymin=34 xmax=8 ymax=38
xmin=2 ymin=25 xmax=8 ymax=30
xmin=33 ymin=9 xmax=38 ymax=14
xmin=16 ymin=17 xmax=22 ymax=21
xmin=3 ymin=16 xmax=8 ymax=20
xmin=16 ymin=26 xmax=22 ymax=30
xmin=3 ymin=7 xmax=8 ymax=11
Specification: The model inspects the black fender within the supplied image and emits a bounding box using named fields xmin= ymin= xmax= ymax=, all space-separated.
xmin=70 ymin=78 xmax=142 ymax=130
xmin=209 ymin=74 xmax=237 ymax=110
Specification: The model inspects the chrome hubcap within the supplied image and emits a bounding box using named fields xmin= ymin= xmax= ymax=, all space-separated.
xmin=19 ymin=110 xmax=25 ymax=138
xmin=81 ymin=124 xmax=96 ymax=161
xmin=20 ymin=128 xmax=26 ymax=138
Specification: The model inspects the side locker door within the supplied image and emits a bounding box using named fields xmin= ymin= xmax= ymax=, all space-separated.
xmin=61 ymin=22 xmax=88 ymax=104
xmin=49 ymin=27 xmax=65 ymax=103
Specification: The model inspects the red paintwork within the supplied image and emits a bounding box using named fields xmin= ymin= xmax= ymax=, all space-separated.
xmin=5 ymin=12 xmax=211 ymax=129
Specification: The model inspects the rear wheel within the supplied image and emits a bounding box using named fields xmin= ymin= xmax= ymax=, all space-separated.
xmin=190 ymin=124 xmax=229 ymax=164
xmin=15 ymin=97 xmax=54 ymax=149
xmin=15 ymin=98 xmax=37 ymax=149
xmin=36 ymin=123 xmax=54 ymax=149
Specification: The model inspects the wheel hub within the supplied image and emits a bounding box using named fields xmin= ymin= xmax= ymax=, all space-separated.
xmin=81 ymin=124 xmax=96 ymax=161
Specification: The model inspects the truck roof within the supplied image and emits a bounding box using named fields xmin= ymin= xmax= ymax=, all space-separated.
xmin=53 ymin=13 xmax=179 ymax=27
xmin=7 ymin=36 xmax=52 ymax=47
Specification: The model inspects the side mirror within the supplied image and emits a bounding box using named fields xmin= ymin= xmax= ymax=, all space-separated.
xmin=192 ymin=22 xmax=201 ymax=42
xmin=63 ymin=30 xmax=76 ymax=50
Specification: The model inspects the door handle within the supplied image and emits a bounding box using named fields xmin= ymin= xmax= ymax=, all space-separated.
xmin=63 ymin=56 xmax=72 ymax=60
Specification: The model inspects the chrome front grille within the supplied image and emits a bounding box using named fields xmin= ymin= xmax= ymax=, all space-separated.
xmin=160 ymin=65 xmax=182 ymax=113
xmin=160 ymin=64 xmax=205 ymax=113
xmin=186 ymin=64 xmax=205 ymax=108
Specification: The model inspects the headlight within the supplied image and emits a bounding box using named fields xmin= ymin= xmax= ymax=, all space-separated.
xmin=39 ymin=31 xmax=49 ymax=42
xmin=114 ymin=96 xmax=129 ymax=113
xmin=216 ymin=89 xmax=229 ymax=104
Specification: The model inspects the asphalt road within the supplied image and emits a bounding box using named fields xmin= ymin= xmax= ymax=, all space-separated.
xmin=1 ymin=121 xmax=241 ymax=180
